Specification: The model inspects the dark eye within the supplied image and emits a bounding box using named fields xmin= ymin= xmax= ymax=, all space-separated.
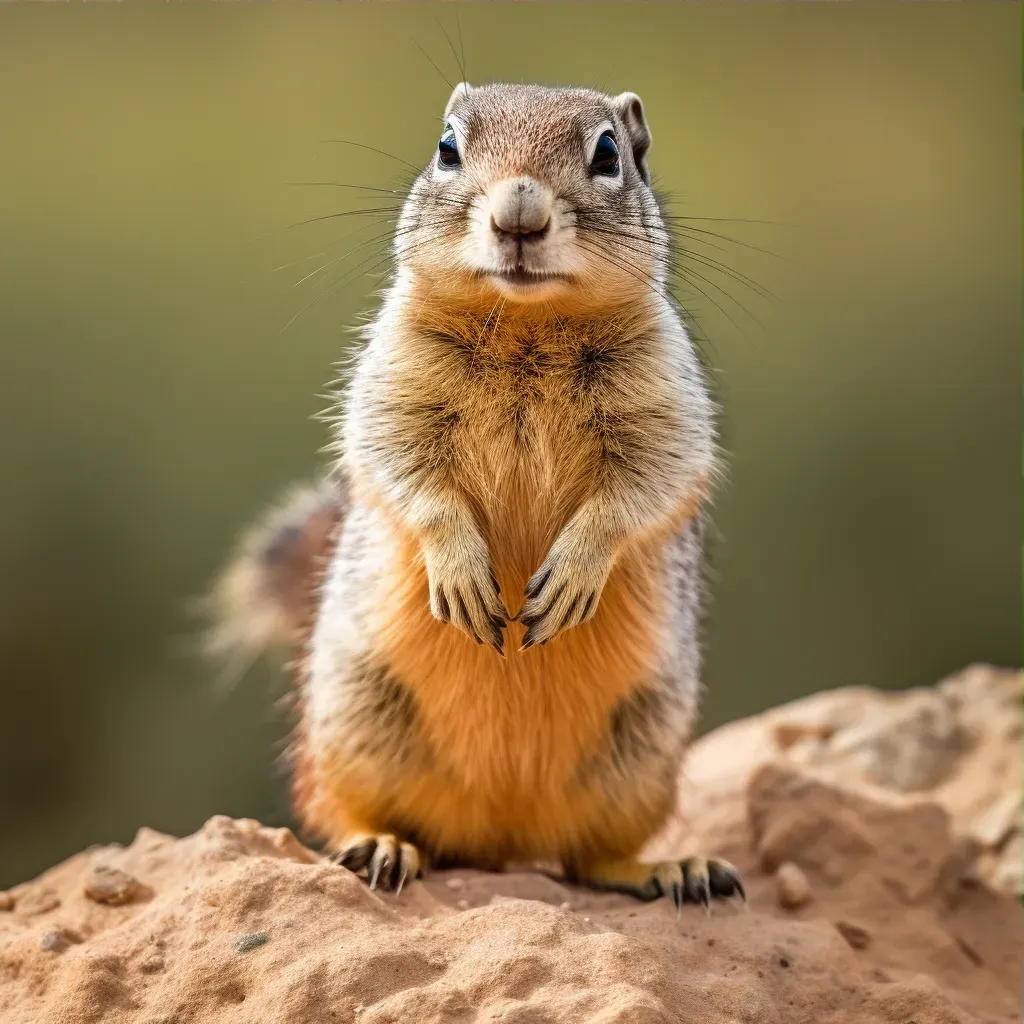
xmin=438 ymin=125 xmax=461 ymax=168
xmin=590 ymin=130 xmax=619 ymax=177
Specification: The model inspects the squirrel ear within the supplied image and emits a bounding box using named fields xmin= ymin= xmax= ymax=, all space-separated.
xmin=444 ymin=82 xmax=472 ymax=120
xmin=612 ymin=92 xmax=652 ymax=185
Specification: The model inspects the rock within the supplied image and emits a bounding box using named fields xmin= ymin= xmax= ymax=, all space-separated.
xmin=823 ymin=687 xmax=963 ymax=791
xmin=938 ymin=663 xmax=1020 ymax=722
xmin=14 ymin=887 xmax=60 ymax=915
xmin=749 ymin=763 xmax=954 ymax=901
xmin=775 ymin=861 xmax=812 ymax=909
xmin=835 ymin=920 xmax=871 ymax=950
xmin=234 ymin=931 xmax=269 ymax=953
xmin=660 ymin=663 xmax=1021 ymax=896
xmin=38 ymin=927 xmax=81 ymax=953
xmin=84 ymin=865 xmax=142 ymax=906
xmin=0 ymin=891 xmax=13 ymax=911
xmin=39 ymin=930 xmax=66 ymax=953
xmin=0 ymin=666 xmax=1018 ymax=1024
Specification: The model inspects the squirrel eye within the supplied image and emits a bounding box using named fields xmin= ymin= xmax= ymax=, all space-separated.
xmin=438 ymin=125 xmax=461 ymax=168
xmin=590 ymin=131 xmax=619 ymax=177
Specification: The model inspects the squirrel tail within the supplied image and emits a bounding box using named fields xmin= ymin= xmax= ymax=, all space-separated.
xmin=202 ymin=478 xmax=346 ymax=678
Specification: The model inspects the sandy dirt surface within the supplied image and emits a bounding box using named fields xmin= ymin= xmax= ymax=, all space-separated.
xmin=1 ymin=664 xmax=1018 ymax=1023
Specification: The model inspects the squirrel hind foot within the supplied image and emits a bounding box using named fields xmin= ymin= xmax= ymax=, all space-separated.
xmin=566 ymin=855 xmax=745 ymax=914
xmin=335 ymin=833 xmax=425 ymax=895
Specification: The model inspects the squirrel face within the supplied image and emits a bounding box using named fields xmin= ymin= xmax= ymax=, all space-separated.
xmin=396 ymin=83 xmax=670 ymax=309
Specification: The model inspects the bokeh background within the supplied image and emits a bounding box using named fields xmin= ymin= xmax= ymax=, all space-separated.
xmin=0 ymin=4 xmax=1018 ymax=888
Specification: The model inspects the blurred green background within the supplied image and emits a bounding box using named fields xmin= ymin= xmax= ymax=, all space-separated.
xmin=0 ymin=4 xmax=1018 ymax=888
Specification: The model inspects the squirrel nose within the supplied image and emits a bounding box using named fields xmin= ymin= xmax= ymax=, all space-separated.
xmin=488 ymin=177 xmax=552 ymax=239
xmin=490 ymin=214 xmax=550 ymax=240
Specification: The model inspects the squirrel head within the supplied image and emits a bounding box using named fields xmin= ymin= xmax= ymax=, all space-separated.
xmin=395 ymin=83 xmax=669 ymax=310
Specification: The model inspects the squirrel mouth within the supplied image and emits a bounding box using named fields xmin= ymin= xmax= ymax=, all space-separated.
xmin=484 ymin=268 xmax=570 ymax=288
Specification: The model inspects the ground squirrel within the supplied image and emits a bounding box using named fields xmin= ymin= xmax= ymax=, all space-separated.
xmin=210 ymin=82 xmax=744 ymax=910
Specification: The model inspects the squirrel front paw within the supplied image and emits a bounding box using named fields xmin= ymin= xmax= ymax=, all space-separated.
xmin=518 ymin=534 xmax=613 ymax=649
xmin=424 ymin=542 xmax=508 ymax=655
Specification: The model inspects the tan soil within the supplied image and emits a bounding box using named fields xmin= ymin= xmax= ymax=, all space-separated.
xmin=1 ymin=664 xmax=1019 ymax=1023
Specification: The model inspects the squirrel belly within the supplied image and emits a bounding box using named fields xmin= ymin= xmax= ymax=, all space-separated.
xmin=302 ymin=487 xmax=685 ymax=868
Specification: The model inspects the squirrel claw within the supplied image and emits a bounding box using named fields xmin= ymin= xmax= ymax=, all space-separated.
xmin=337 ymin=834 xmax=424 ymax=895
xmin=518 ymin=529 xmax=612 ymax=647
xmin=427 ymin=554 xmax=508 ymax=649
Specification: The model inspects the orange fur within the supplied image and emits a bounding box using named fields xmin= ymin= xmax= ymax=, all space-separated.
xmin=298 ymin=448 xmax=699 ymax=864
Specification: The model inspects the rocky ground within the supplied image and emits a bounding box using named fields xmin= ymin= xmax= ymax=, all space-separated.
xmin=0 ymin=664 xmax=1019 ymax=1023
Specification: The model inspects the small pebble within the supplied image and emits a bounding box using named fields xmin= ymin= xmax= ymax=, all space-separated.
xmin=835 ymin=920 xmax=871 ymax=950
xmin=40 ymin=929 xmax=75 ymax=953
xmin=18 ymin=888 xmax=60 ymax=915
xmin=234 ymin=931 xmax=269 ymax=953
xmin=775 ymin=861 xmax=812 ymax=910
xmin=0 ymin=891 xmax=13 ymax=911
xmin=84 ymin=865 xmax=141 ymax=906
xmin=559 ymin=901 xmax=573 ymax=911
xmin=444 ymin=878 xmax=465 ymax=891
xmin=779 ymin=956 xmax=790 ymax=968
